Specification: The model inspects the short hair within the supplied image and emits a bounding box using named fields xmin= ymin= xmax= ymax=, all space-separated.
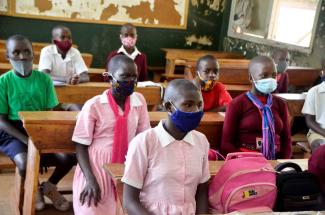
xmin=196 ymin=55 xmax=219 ymax=71
xmin=163 ymin=79 xmax=200 ymax=103
xmin=271 ymin=49 xmax=289 ymax=59
xmin=120 ymin=23 xmax=136 ymax=34
xmin=107 ymin=55 xmax=136 ymax=75
xmin=6 ymin=34 xmax=32 ymax=49
xmin=249 ymin=56 xmax=274 ymax=75
xmin=52 ymin=25 xmax=71 ymax=36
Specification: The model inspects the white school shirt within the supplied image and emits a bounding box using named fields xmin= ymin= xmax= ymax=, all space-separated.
xmin=38 ymin=44 xmax=88 ymax=78
xmin=117 ymin=45 xmax=141 ymax=60
xmin=302 ymin=82 xmax=325 ymax=129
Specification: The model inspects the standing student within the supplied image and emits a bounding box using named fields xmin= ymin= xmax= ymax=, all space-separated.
xmin=0 ymin=35 xmax=74 ymax=211
xmin=39 ymin=25 xmax=89 ymax=111
xmin=193 ymin=55 xmax=232 ymax=111
xmin=106 ymin=23 xmax=148 ymax=81
xmin=122 ymin=79 xmax=210 ymax=215
xmin=221 ymin=56 xmax=292 ymax=159
xmin=72 ymin=55 xmax=150 ymax=215
xmin=271 ymin=49 xmax=290 ymax=93
xmin=302 ymin=64 xmax=325 ymax=152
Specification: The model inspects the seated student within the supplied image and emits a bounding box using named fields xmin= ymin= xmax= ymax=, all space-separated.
xmin=302 ymin=69 xmax=325 ymax=152
xmin=271 ymin=49 xmax=290 ymax=93
xmin=0 ymin=35 xmax=75 ymax=211
xmin=39 ymin=25 xmax=89 ymax=111
xmin=221 ymin=56 xmax=292 ymax=159
xmin=122 ymin=79 xmax=210 ymax=215
xmin=313 ymin=58 xmax=325 ymax=86
xmin=106 ymin=23 xmax=147 ymax=81
xmin=72 ymin=55 xmax=150 ymax=215
xmin=193 ymin=55 xmax=232 ymax=112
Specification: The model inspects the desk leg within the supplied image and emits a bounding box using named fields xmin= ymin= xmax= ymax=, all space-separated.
xmin=165 ymin=59 xmax=175 ymax=76
xmin=116 ymin=181 xmax=126 ymax=215
xmin=22 ymin=139 xmax=40 ymax=215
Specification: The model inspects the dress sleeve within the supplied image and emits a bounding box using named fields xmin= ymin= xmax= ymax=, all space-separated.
xmin=302 ymin=88 xmax=315 ymax=115
xmin=279 ymin=100 xmax=292 ymax=159
xmin=138 ymin=54 xmax=148 ymax=81
xmin=135 ymin=93 xmax=151 ymax=134
xmin=73 ymin=49 xmax=88 ymax=75
xmin=38 ymin=48 xmax=52 ymax=71
xmin=200 ymin=136 xmax=211 ymax=184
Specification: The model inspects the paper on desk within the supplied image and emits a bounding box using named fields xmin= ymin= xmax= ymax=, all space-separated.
xmin=137 ymin=81 xmax=162 ymax=87
xmin=53 ymin=80 xmax=67 ymax=86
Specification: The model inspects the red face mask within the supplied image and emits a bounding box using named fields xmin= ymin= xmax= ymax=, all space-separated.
xmin=54 ymin=40 xmax=72 ymax=53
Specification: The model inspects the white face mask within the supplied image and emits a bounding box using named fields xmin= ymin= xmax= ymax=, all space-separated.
xmin=9 ymin=59 xmax=33 ymax=77
xmin=253 ymin=78 xmax=278 ymax=94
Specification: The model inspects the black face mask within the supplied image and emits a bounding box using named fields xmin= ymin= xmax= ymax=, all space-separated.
xmin=111 ymin=76 xmax=137 ymax=97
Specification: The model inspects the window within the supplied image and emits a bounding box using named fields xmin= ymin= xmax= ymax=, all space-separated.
xmin=228 ymin=0 xmax=322 ymax=53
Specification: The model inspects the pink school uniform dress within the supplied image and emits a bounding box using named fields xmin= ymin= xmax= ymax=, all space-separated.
xmin=72 ymin=90 xmax=150 ymax=215
xmin=122 ymin=121 xmax=211 ymax=215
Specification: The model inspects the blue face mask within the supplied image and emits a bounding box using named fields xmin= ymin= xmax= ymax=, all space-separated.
xmin=111 ymin=76 xmax=137 ymax=97
xmin=253 ymin=78 xmax=277 ymax=94
xmin=168 ymin=101 xmax=204 ymax=133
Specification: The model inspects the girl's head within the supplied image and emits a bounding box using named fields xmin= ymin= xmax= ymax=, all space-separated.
xmin=196 ymin=55 xmax=220 ymax=91
xmin=6 ymin=34 xmax=34 ymax=77
xmin=120 ymin=23 xmax=137 ymax=49
xmin=52 ymin=25 xmax=72 ymax=54
xmin=107 ymin=55 xmax=138 ymax=97
xmin=164 ymin=79 xmax=204 ymax=133
xmin=249 ymin=56 xmax=277 ymax=95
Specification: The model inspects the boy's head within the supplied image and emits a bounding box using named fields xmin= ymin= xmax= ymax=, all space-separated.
xmin=52 ymin=25 xmax=72 ymax=54
xmin=249 ymin=56 xmax=277 ymax=94
xmin=120 ymin=23 xmax=137 ymax=49
xmin=164 ymin=79 xmax=203 ymax=133
xmin=196 ymin=55 xmax=220 ymax=91
xmin=271 ymin=49 xmax=289 ymax=73
xmin=6 ymin=34 xmax=34 ymax=77
xmin=107 ymin=55 xmax=138 ymax=97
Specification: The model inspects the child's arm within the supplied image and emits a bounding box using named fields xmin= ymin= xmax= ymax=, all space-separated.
xmin=0 ymin=114 xmax=28 ymax=144
xmin=76 ymin=143 xmax=101 ymax=207
xmin=42 ymin=69 xmax=72 ymax=83
xmin=77 ymin=71 xmax=89 ymax=83
xmin=195 ymin=182 xmax=209 ymax=214
xmin=123 ymin=184 xmax=151 ymax=215
xmin=305 ymin=114 xmax=325 ymax=137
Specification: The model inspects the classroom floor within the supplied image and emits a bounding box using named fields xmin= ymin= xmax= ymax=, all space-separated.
xmin=0 ymin=168 xmax=74 ymax=215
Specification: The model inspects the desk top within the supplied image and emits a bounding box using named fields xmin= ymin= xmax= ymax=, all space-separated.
xmin=274 ymin=93 xmax=306 ymax=101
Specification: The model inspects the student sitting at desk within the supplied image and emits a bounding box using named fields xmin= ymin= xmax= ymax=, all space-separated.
xmin=221 ymin=56 xmax=292 ymax=159
xmin=106 ymin=23 xmax=147 ymax=81
xmin=39 ymin=25 xmax=89 ymax=111
xmin=302 ymin=67 xmax=325 ymax=152
xmin=271 ymin=49 xmax=290 ymax=93
xmin=193 ymin=55 xmax=232 ymax=112
xmin=122 ymin=79 xmax=210 ymax=215
xmin=0 ymin=35 xmax=75 ymax=211
xmin=72 ymin=55 xmax=150 ymax=215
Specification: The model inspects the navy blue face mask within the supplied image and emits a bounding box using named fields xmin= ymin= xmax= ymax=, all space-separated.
xmin=111 ymin=76 xmax=137 ymax=97
xmin=168 ymin=101 xmax=204 ymax=133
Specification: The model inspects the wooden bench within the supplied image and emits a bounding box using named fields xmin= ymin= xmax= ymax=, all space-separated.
xmin=161 ymin=48 xmax=244 ymax=75
xmin=15 ymin=111 xmax=223 ymax=215
xmin=0 ymin=49 xmax=93 ymax=67
xmin=104 ymin=159 xmax=307 ymax=215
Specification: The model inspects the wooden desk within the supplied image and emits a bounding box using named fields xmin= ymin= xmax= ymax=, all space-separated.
xmin=274 ymin=93 xmax=306 ymax=119
xmin=17 ymin=111 xmax=224 ymax=214
xmin=162 ymin=48 xmax=244 ymax=75
xmin=103 ymin=159 xmax=306 ymax=215
xmin=88 ymin=67 xmax=105 ymax=82
xmin=55 ymin=82 xmax=162 ymax=106
xmin=0 ymin=40 xmax=78 ymax=52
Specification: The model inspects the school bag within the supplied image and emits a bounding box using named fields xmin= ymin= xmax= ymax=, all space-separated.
xmin=274 ymin=162 xmax=324 ymax=211
xmin=208 ymin=152 xmax=277 ymax=213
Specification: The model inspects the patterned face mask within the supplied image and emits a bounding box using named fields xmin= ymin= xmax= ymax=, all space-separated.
xmin=121 ymin=36 xmax=137 ymax=48
xmin=197 ymin=72 xmax=218 ymax=91
xmin=111 ymin=76 xmax=137 ymax=97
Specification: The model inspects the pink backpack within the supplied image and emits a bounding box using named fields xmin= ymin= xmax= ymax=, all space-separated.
xmin=208 ymin=152 xmax=277 ymax=213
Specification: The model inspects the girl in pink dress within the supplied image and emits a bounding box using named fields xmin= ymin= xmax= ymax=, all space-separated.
xmin=72 ymin=55 xmax=150 ymax=215
xmin=122 ymin=79 xmax=210 ymax=215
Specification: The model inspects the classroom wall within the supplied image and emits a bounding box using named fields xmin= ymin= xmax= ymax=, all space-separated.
xmin=221 ymin=0 xmax=325 ymax=68
xmin=0 ymin=0 xmax=226 ymax=68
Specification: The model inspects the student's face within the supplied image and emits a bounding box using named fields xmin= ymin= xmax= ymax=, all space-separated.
xmin=167 ymin=90 xmax=203 ymax=113
xmin=52 ymin=28 xmax=72 ymax=42
xmin=198 ymin=59 xmax=219 ymax=81
xmin=250 ymin=62 xmax=277 ymax=83
xmin=273 ymin=51 xmax=289 ymax=64
xmin=120 ymin=27 xmax=137 ymax=39
xmin=110 ymin=63 xmax=138 ymax=97
xmin=111 ymin=64 xmax=137 ymax=82
xmin=6 ymin=39 xmax=34 ymax=62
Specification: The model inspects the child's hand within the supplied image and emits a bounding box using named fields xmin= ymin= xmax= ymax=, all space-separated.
xmin=79 ymin=178 xmax=102 ymax=207
xmin=70 ymin=74 xmax=80 ymax=85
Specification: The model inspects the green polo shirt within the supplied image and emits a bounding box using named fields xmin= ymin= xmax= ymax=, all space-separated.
xmin=0 ymin=70 xmax=59 ymax=120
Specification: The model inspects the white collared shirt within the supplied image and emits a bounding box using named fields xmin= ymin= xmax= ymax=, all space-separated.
xmin=117 ymin=45 xmax=141 ymax=60
xmin=39 ymin=44 xmax=88 ymax=78
xmin=302 ymin=82 xmax=325 ymax=129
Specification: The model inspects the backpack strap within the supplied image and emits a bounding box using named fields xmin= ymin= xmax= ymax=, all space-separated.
xmin=275 ymin=162 xmax=302 ymax=173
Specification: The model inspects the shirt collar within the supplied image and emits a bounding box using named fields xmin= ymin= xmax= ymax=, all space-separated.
xmin=117 ymin=45 xmax=141 ymax=60
xmin=153 ymin=121 xmax=196 ymax=147
xmin=318 ymin=82 xmax=325 ymax=93
xmin=99 ymin=90 xmax=143 ymax=107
